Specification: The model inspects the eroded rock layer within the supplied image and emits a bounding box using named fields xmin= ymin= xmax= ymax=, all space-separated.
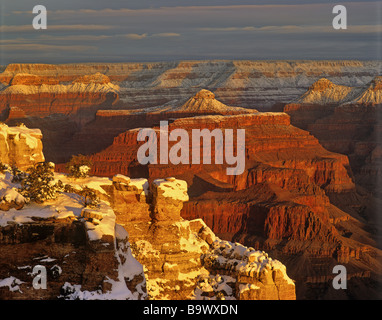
xmin=0 ymin=123 xmax=44 ymax=170
xmin=109 ymin=176 xmax=296 ymax=300
xmin=1 ymin=61 xmax=380 ymax=162
xmin=284 ymin=77 xmax=382 ymax=223
xmin=82 ymin=107 xmax=382 ymax=299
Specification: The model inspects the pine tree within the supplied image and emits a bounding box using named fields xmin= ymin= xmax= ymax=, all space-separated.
xmin=79 ymin=186 xmax=100 ymax=208
xmin=19 ymin=162 xmax=63 ymax=203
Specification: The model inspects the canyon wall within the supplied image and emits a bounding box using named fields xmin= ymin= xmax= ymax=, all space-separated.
xmin=1 ymin=61 xmax=381 ymax=163
xmin=284 ymin=77 xmax=382 ymax=217
xmin=85 ymin=109 xmax=382 ymax=299
xmin=1 ymin=61 xmax=381 ymax=111
xmin=0 ymin=124 xmax=296 ymax=300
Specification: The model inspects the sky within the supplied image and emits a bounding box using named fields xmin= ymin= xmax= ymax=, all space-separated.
xmin=0 ymin=0 xmax=381 ymax=64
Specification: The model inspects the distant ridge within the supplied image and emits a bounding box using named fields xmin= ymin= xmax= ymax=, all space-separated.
xmin=291 ymin=76 xmax=382 ymax=106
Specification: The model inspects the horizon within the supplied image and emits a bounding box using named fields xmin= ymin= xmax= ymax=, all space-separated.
xmin=1 ymin=1 xmax=381 ymax=64
xmin=1 ymin=58 xmax=382 ymax=67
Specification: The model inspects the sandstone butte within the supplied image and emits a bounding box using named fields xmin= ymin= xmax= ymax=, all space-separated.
xmin=0 ymin=125 xmax=296 ymax=300
xmin=283 ymin=76 xmax=382 ymax=236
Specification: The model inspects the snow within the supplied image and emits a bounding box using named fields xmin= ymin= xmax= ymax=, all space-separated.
xmin=134 ymin=240 xmax=160 ymax=258
xmin=84 ymin=201 xmax=115 ymax=241
xmin=239 ymin=283 xmax=260 ymax=294
xmin=0 ymin=172 xmax=116 ymax=245
xmin=0 ymin=277 xmax=24 ymax=293
xmin=113 ymin=174 xmax=131 ymax=185
xmin=78 ymin=165 xmax=90 ymax=175
xmin=209 ymin=238 xmax=295 ymax=286
xmin=39 ymin=257 xmax=56 ymax=263
xmin=60 ymin=223 xmax=145 ymax=300
xmin=294 ymin=76 xmax=382 ymax=106
xmin=54 ymin=172 xmax=112 ymax=195
xmin=193 ymin=274 xmax=235 ymax=300
xmin=0 ymin=193 xmax=83 ymax=226
xmin=0 ymin=187 xmax=25 ymax=205
xmin=153 ymin=178 xmax=189 ymax=201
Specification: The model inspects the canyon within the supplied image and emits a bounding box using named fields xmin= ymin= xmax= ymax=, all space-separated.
xmin=0 ymin=61 xmax=381 ymax=300
xmin=85 ymin=96 xmax=382 ymax=299
xmin=1 ymin=60 xmax=381 ymax=162
xmin=283 ymin=77 xmax=382 ymax=233
xmin=0 ymin=128 xmax=296 ymax=300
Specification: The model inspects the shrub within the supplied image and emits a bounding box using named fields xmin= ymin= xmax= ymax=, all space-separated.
xmin=11 ymin=165 xmax=28 ymax=183
xmin=0 ymin=162 xmax=9 ymax=174
xmin=78 ymin=186 xmax=100 ymax=208
xmin=18 ymin=162 xmax=63 ymax=203
xmin=66 ymin=155 xmax=93 ymax=179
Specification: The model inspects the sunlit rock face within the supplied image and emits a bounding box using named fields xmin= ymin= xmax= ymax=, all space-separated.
xmin=1 ymin=61 xmax=380 ymax=162
xmin=0 ymin=123 xmax=44 ymax=170
xmin=284 ymin=77 xmax=382 ymax=198
xmin=0 ymin=174 xmax=146 ymax=300
xmin=109 ymin=175 xmax=296 ymax=300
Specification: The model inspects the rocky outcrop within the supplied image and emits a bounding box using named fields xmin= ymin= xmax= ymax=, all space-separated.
xmin=348 ymin=76 xmax=382 ymax=106
xmin=109 ymin=175 xmax=296 ymax=300
xmin=0 ymin=172 xmax=146 ymax=300
xmin=89 ymin=111 xmax=355 ymax=193
xmin=53 ymin=90 xmax=256 ymax=163
xmin=0 ymin=123 xmax=44 ymax=170
xmin=0 ymin=72 xmax=119 ymax=124
xmin=284 ymin=77 xmax=382 ymax=200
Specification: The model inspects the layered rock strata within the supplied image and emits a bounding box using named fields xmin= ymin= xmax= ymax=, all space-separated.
xmin=2 ymin=61 xmax=381 ymax=162
xmin=284 ymin=77 xmax=382 ymax=202
xmin=0 ymin=72 xmax=119 ymax=124
xmin=0 ymin=180 xmax=146 ymax=300
xmin=109 ymin=175 xmax=296 ymax=300
xmin=86 ymin=108 xmax=382 ymax=299
xmin=0 ymin=123 xmax=44 ymax=170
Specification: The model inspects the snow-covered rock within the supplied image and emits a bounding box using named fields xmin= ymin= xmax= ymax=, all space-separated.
xmin=291 ymin=76 xmax=382 ymax=106
xmin=0 ymin=172 xmax=147 ymax=300
xmin=0 ymin=123 xmax=44 ymax=170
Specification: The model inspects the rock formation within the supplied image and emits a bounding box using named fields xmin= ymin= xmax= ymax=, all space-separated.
xmin=0 ymin=72 xmax=119 ymax=124
xmin=1 ymin=63 xmax=382 ymax=300
xmin=84 ymin=100 xmax=382 ymax=299
xmin=1 ymin=61 xmax=381 ymax=162
xmin=109 ymin=175 xmax=296 ymax=300
xmin=0 ymin=172 xmax=146 ymax=300
xmin=0 ymin=124 xmax=296 ymax=300
xmin=284 ymin=77 xmax=382 ymax=203
xmin=53 ymin=89 xmax=256 ymax=163
xmin=1 ymin=61 xmax=381 ymax=111
xmin=0 ymin=123 xmax=44 ymax=170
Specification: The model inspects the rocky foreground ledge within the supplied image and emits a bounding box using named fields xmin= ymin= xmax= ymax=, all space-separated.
xmin=0 ymin=168 xmax=295 ymax=300
xmin=109 ymin=174 xmax=296 ymax=300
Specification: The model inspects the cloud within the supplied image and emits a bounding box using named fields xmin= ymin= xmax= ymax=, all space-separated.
xmin=152 ymin=33 xmax=181 ymax=37
xmin=124 ymin=33 xmax=180 ymax=40
xmin=197 ymin=24 xmax=382 ymax=34
xmin=0 ymin=24 xmax=114 ymax=33
xmin=125 ymin=33 xmax=148 ymax=40
xmin=1 ymin=44 xmax=96 ymax=52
